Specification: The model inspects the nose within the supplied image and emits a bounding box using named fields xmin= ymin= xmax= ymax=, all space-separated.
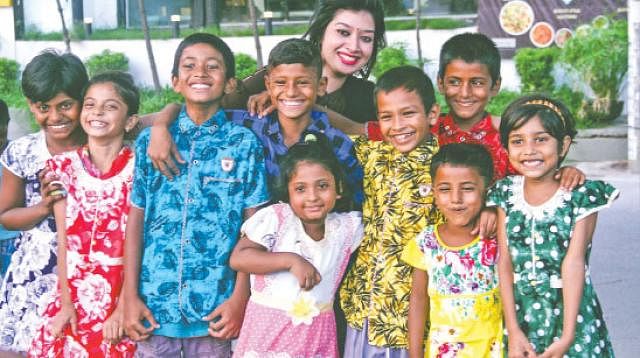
xmin=195 ymin=63 xmax=209 ymax=77
xmin=305 ymin=187 xmax=320 ymax=201
xmin=523 ymin=139 xmax=537 ymax=155
xmin=347 ymin=32 xmax=361 ymax=52
xmin=460 ymin=81 xmax=471 ymax=97
xmin=285 ymin=81 xmax=298 ymax=97
xmin=451 ymin=188 xmax=463 ymax=204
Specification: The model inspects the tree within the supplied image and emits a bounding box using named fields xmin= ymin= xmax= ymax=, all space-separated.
xmin=415 ymin=0 xmax=425 ymax=68
xmin=247 ymin=0 xmax=263 ymax=67
xmin=629 ymin=0 xmax=640 ymax=169
xmin=138 ymin=0 xmax=162 ymax=92
xmin=55 ymin=0 xmax=71 ymax=53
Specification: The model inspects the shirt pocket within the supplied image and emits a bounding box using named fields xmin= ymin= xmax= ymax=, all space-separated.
xmin=202 ymin=175 xmax=244 ymax=198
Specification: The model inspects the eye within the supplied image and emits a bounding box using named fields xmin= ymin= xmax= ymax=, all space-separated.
xmin=207 ymin=63 xmax=220 ymax=70
xmin=360 ymin=35 xmax=373 ymax=43
xmin=182 ymin=63 xmax=195 ymax=69
xmin=38 ymin=104 xmax=50 ymax=112
xmin=462 ymin=185 xmax=476 ymax=192
xmin=83 ymin=102 xmax=94 ymax=109
xmin=318 ymin=182 xmax=330 ymax=190
xmin=446 ymin=78 xmax=461 ymax=87
xmin=338 ymin=29 xmax=350 ymax=37
xmin=274 ymin=79 xmax=286 ymax=86
xmin=535 ymin=136 xmax=548 ymax=143
xmin=294 ymin=185 xmax=305 ymax=193
xmin=436 ymin=187 xmax=450 ymax=193
xmin=509 ymin=138 xmax=523 ymax=146
xmin=402 ymin=110 xmax=417 ymax=117
xmin=378 ymin=114 xmax=391 ymax=122
xmin=106 ymin=104 xmax=119 ymax=111
xmin=471 ymin=79 xmax=486 ymax=87
xmin=60 ymin=102 xmax=74 ymax=111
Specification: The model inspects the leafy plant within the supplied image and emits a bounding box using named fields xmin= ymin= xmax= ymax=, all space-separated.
xmin=486 ymin=89 xmax=520 ymax=117
xmin=235 ymin=53 xmax=258 ymax=80
xmin=139 ymin=86 xmax=183 ymax=114
xmin=0 ymin=58 xmax=20 ymax=93
xmin=372 ymin=43 xmax=413 ymax=79
xmin=514 ymin=47 xmax=559 ymax=93
xmin=85 ymin=50 xmax=129 ymax=77
xmin=560 ymin=18 xmax=628 ymax=123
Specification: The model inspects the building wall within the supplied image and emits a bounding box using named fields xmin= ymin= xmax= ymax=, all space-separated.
xmin=84 ymin=1 xmax=118 ymax=29
xmin=23 ymin=0 xmax=72 ymax=33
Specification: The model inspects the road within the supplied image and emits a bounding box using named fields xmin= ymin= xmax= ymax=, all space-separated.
xmin=578 ymin=161 xmax=640 ymax=358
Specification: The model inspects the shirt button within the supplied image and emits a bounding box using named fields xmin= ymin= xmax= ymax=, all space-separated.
xmin=187 ymin=198 xmax=194 ymax=204
xmin=182 ymin=283 xmax=187 ymax=288
xmin=192 ymin=160 xmax=199 ymax=165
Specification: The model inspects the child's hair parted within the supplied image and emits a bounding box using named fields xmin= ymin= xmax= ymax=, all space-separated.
xmin=304 ymin=0 xmax=386 ymax=78
xmin=22 ymin=49 xmax=88 ymax=103
xmin=274 ymin=133 xmax=350 ymax=210
xmin=438 ymin=32 xmax=501 ymax=86
xmin=83 ymin=71 xmax=140 ymax=116
xmin=374 ymin=65 xmax=436 ymax=112
xmin=268 ymin=38 xmax=323 ymax=78
xmin=500 ymin=94 xmax=577 ymax=163
xmin=171 ymin=32 xmax=235 ymax=80
xmin=430 ymin=143 xmax=494 ymax=187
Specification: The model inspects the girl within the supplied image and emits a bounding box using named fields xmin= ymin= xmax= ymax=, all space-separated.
xmin=403 ymin=143 xmax=503 ymax=358
xmin=29 ymin=71 xmax=139 ymax=357
xmin=229 ymin=135 xmax=363 ymax=358
xmin=0 ymin=51 xmax=87 ymax=356
xmin=487 ymin=95 xmax=618 ymax=357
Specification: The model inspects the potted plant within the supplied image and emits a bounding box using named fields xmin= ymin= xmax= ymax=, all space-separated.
xmin=560 ymin=18 xmax=628 ymax=123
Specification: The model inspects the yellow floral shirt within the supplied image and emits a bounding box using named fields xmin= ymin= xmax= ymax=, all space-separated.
xmin=340 ymin=136 xmax=441 ymax=348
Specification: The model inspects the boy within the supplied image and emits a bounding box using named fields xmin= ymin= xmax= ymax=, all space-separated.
xmin=339 ymin=65 xmax=441 ymax=355
xmin=123 ymin=33 xmax=269 ymax=357
xmin=147 ymin=38 xmax=363 ymax=210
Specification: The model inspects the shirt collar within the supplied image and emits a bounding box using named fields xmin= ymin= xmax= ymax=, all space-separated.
xmin=265 ymin=110 xmax=329 ymax=136
xmin=175 ymin=105 xmax=227 ymax=134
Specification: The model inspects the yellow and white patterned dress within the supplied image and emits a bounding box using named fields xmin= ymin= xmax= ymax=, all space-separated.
xmin=402 ymin=225 xmax=503 ymax=357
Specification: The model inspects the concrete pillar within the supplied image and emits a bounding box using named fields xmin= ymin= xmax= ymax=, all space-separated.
xmin=629 ymin=0 xmax=640 ymax=172
xmin=0 ymin=4 xmax=16 ymax=59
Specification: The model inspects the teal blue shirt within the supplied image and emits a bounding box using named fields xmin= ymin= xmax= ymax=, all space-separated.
xmin=131 ymin=107 xmax=269 ymax=338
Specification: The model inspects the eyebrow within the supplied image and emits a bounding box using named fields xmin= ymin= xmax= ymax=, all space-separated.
xmin=335 ymin=22 xmax=375 ymax=33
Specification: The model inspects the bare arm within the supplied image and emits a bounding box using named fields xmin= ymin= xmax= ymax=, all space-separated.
xmin=146 ymin=103 xmax=184 ymax=179
xmin=316 ymin=104 xmax=366 ymax=136
xmin=408 ymin=268 xmax=429 ymax=358
xmin=0 ymin=166 xmax=63 ymax=230
xmin=497 ymin=209 xmax=536 ymax=358
xmin=123 ymin=206 xmax=158 ymax=341
xmin=540 ymin=213 xmax=596 ymax=358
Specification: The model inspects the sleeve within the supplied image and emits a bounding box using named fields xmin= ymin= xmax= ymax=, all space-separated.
xmin=365 ymin=121 xmax=383 ymax=141
xmin=347 ymin=211 xmax=364 ymax=250
xmin=241 ymin=205 xmax=279 ymax=251
xmin=0 ymin=137 xmax=26 ymax=178
xmin=574 ymin=180 xmax=620 ymax=221
xmin=351 ymin=135 xmax=370 ymax=164
xmin=242 ymin=132 xmax=270 ymax=209
xmin=129 ymin=130 xmax=151 ymax=209
xmin=401 ymin=235 xmax=428 ymax=271
xmin=486 ymin=177 xmax=511 ymax=210
xmin=46 ymin=155 xmax=71 ymax=192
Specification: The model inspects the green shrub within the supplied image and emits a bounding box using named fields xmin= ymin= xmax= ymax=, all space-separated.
xmin=486 ymin=89 xmax=520 ymax=117
xmin=514 ymin=47 xmax=559 ymax=93
xmin=372 ymin=43 xmax=413 ymax=79
xmin=0 ymin=57 xmax=20 ymax=93
xmin=235 ymin=53 xmax=258 ymax=80
xmin=560 ymin=18 xmax=627 ymax=123
xmin=139 ymin=86 xmax=183 ymax=115
xmin=85 ymin=50 xmax=129 ymax=77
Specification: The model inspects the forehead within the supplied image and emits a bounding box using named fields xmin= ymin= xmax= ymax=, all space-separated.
xmin=443 ymin=59 xmax=491 ymax=78
xmin=376 ymin=87 xmax=425 ymax=109
xmin=328 ymin=9 xmax=375 ymax=30
xmin=268 ymin=63 xmax=319 ymax=78
xmin=85 ymin=82 xmax=118 ymax=96
xmin=35 ymin=92 xmax=77 ymax=106
xmin=291 ymin=161 xmax=333 ymax=180
xmin=509 ymin=115 xmax=548 ymax=135
xmin=435 ymin=164 xmax=483 ymax=183
xmin=180 ymin=43 xmax=224 ymax=62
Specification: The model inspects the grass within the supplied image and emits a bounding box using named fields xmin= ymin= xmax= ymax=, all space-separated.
xmin=21 ymin=17 xmax=470 ymax=41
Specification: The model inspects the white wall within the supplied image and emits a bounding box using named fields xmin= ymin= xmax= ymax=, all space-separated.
xmin=24 ymin=0 xmax=73 ymax=33
xmin=83 ymin=1 xmax=118 ymax=29
xmin=0 ymin=6 xmax=16 ymax=59
xmin=12 ymin=26 xmax=521 ymax=90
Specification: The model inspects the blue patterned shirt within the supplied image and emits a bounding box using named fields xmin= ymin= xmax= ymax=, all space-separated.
xmin=226 ymin=110 xmax=364 ymax=209
xmin=131 ymin=107 xmax=269 ymax=338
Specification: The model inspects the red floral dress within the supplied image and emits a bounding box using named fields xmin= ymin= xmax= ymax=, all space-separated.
xmin=29 ymin=146 xmax=136 ymax=357
xmin=431 ymin=113 xmax=517 ymax=181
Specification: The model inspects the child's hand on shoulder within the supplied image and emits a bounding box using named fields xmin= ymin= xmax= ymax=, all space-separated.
xmin=555 ymin=166 xmax=586 ymax=190
xmin=289 ymin=254 xmax=322 ymax=291
xmin=50 ymin=301 xmax=77 ymax=338
xmin=472 ymin=207 xmax=497 ymax=239
xmin=247 ymin=91 xmax=275 ymax=118
xmin=204 ymin=293 xmax=249 ymax=339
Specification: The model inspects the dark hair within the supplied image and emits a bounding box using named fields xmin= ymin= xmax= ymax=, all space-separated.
xmin=500 ymin=94 xmax=577 ymax=164
xmin=374 ymin=65 xmax=436 ymax=112
xmin=430 ymin=143 xmax=494 ymax=187
xmin=268 ymin=38 xmax=323 ymax=78
xmin=304 ymin=0 xmax=386 ymax=78
xmin=438 ymin=32 xmax=501 ymax=86
xmin=0 ymin=99 xmax=9 ymax=127
xmin=274 ymin=133 xmax=350 ymax=211
xmin=171 ymin=32 xmax=235 ymax=79
xmin=22 ymin=50 xmax=88 ymax=103
xmin=83 ymin=71 xmax=140 ymax=116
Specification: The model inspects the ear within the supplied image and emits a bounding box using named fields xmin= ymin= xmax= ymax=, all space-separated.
xmin=490 ymin=77 xmax=502 ymax=97
xmin=560 ymin=135 xmax=572 ymax=158
xmin=264 ymin=74 xmax=271 ymax=89
xmin=437 ymin=76 xmax=445 ymax=94
xmin=171 ymin=75 xmax=180 ymax=91
xmin=317 ymin=76 xmax=328 ymax=97
xmin=125 ymin=114 xmax=140 ymax=133
xmin=224 ymin=77 xmax=237 ymax=94
xmin=427 ymin=103 xmax=441 ymax=127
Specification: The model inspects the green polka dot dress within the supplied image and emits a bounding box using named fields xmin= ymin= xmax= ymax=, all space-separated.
xmin=487 ymin=176 xmax=619 ymax=357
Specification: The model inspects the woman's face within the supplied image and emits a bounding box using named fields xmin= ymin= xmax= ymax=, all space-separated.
xmin=320 ymin=9 xmax=375 ymax=78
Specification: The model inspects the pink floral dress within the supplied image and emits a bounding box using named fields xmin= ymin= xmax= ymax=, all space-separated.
xmin=29 ymin=146 xmax=136 ymax=357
